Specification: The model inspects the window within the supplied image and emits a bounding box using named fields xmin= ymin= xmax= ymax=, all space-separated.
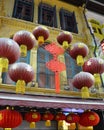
xmin=59 ymin=8 xmax=78 ymax=33
xmin=13 ymin=0 xmax=34 ymax=22
xmin=64 ymin=52 xmax=82 ymax=91
xmin=38 ymin=3 xmax=57 ymax=28
xmin=37 ymin=47 xmax=55 ymax=89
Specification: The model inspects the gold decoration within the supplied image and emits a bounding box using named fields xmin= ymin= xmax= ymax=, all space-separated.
xmin=0 ymin=113 xmax=2 ymax=120
xmin=16 ymin=80 xmax=25 ymax=94
xmin=30 ymin=122 xmax=35 ymax=128
xmin=5 ymin=128 xmax=11 ymax=130
xmin=38 ymin=36 xmax=44 ymax=45
xmin=32 ymin=113 xmax=38 ymax=119
xmin=45 ymin=120 xmax=51 ymax=127
xmin=67 ymin=116 xmax=72 ymax=121
xmin=0 ymin=57 xmax=9 ymax=72
xmin=81 ymin=87 xmax=89 ymax=98
xmin=76 ymin=55 xmax=84 ymax=66
xmin=20 ymin=44 xmax=27 ymax=57
xmin=62 ymin=41 xmax=69 ymax=49
xmin=89 ymin=115 xmax=95 ymax=121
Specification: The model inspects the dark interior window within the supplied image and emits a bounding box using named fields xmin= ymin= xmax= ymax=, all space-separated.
xmin=59 ymin=8 xmax=78 ymax=33
xmin=12 ymin=0 xmax=34 ymax=22
xmin=98 ymin=28 xmax=102 ymax=34
xmin=38 ymin=3 xmax=57 ymax=28
xmin=92 ymin=27 xmax=97 ymax=33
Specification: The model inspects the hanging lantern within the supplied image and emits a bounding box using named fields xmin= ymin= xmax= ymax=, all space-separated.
xmin=13 ymin=30 xmax=36 ymax=57
xmin=8 ymin=62 xmax=34 ymax=94
xmin=79 ymin=111 xmax=100 ymax=128
xmin=25 ymin=111 xmax=41 ymax=128
xmin=0 ymin=38 xmax=20 ymax=72
xmin=57 ymin=31 xmax=73 ymax=49
xmin=100 ymin=39 xmax=104 ymax=52
xmin=0 ymin=107 xmax=22 ymax=130
xmin=69 ymin=42 xmax=89 ymax=66
xmin=66 ymin=113 xmax=80 ymax=130
xmin=55 ymin=112 xmax=66 ymax=127
xmin=42 ymin=111 xmax=54 ymax=127
xmin=83 ymin=57 xmax=104 ymax=86
xmin=72 ymin=72 xmax=95 ymax=98
xmin=32 ymin=25 xmax=49 ymax=45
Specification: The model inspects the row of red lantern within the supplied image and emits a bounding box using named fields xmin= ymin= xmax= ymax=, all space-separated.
xmin=0 ymin=107 xmax=100 ymax=129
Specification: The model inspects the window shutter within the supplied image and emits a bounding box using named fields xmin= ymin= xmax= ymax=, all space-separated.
xmin=59 ymin=8 xmax=65 ymax=30
xmin=53 ymin=5 xmax=57 ymax=28
xmin=38 ymin=3 xmax=43 ymax=24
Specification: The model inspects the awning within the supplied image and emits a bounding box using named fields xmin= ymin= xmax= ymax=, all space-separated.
xmin=0 ymin=92 xmax=104 ymax=110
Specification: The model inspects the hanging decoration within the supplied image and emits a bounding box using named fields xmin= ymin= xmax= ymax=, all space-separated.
xmin=13 ymin=30 xmax=36 ymax=57
xmin=0 ymin=107 xmax=22 ymax=130
xmin=79 ymin=110 xmax=100 ymax=128
xmin=55 ymin=112 xmax=66 ymax=127
xmin=69 ymin=42 xmax=89 ymax=66
xmin=42 ymin=111 xmax=54 ymax=127
xmin=32 ymin=25 xmax=49 ymax=45
xmin=25 ymin=111 xmax=41 ymax=128
xmin=83 ymin=57 xmax=104 ymax=86
xmin=57 ymin=31 xmax=73 ymax=49
xmin=72 ymin=72 xmax=95 ymax=98
xmin=45 ymin=42 xmax=66 ymax=93
xmin=0 ymin=38 xmax=20 ymax=73
xmin=8 ymin=62 xmax=34 ymax=94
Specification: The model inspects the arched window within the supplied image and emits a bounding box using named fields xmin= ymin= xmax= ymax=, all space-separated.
xmin=37 ymin=47 xmax=55 ymax=89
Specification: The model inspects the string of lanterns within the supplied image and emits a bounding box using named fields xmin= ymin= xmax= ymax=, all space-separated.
xmin=0 ymin=106 xmax=100 ymax=130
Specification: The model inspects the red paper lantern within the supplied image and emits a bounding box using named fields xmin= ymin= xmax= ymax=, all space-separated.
xmin=65 ymin=113 xmax=80 ymax=123
xmin=79 ymin=111 xmax=100 ymax=127
xmin=0 ymin=108 xmax=22 ymax=129
xmin=25 ymin=111 xmax=41 ymax=128
xmin=8 ymin=62 xmax=34 ymax=94
xmin=72 ymin=72 xmax=95 ymax=98
xmin=69 ymin=42 xmax=89 ymax=66
xmin=66 ymin=113 xmax=80 ymax=130
xmin=83 ymin=57 xmax=104 ymax=85
xmin=0 ymin=38 xmax=20 ymax=72
xmin=13 ymin=30 xmax=36 ymax=57
xmin=42 ymin=111 xmax=54 ymax=127
xmin=55 ymin=112 xmax=66 ymax=127
xmin=57 ymin=31 xmax=73 ymax=49
xmin=32 ymin=25 xmax=49 ymax=45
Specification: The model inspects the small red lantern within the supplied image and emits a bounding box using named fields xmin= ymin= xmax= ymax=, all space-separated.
xmin=13 ymin=30 xmax=36 ymax=57
xmin=79 ymin=111 xmax=100 ymax=127
xmin=0 ymin=38 xmax=20 ymax=72
xmin=32 ymin=25 xmax=49 ymax=45
xmin=72 ymin=72 xmax=95 ymax=98
xmin=42 ymin=111 xmax=54 ymax=127
xmin=57 ymin=31 xmax=73 ymax=49
xmin=25 ymin=111 xmax=41 ymax=128
xmin=69 ymin=42 xmax=89 ymax=66
xmin=0 ymin=107 xmax=22 ymax=130
xmin=83 ymin=57 xmax=104 ymax=85
xmin=8 ymin=62 xmax=34 ymax=94
xmin=55 ymin=112 xmax=66 ymax=127
xmin=66 ymin=113 xmax=80 ymax=130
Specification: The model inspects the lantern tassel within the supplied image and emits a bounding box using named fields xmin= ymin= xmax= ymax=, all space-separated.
xmin=0 ymin=57 xmax=8 ymax=72
xmin=38 ymin=36 xmax=44 ymax=45
xmin=20 ymin=44 xmax=27 ymax=57
xmin=76 ymin=55 xmax=84 ymax=66
xmin=30 ymin=122 xmax=36 ymax=128
xmin=45 ymin=120 xmax=51 ymax=127
xmin=62 ymin=41 xmax=69 ymax=49
xmin=81 ymin=87 xmax=89 ymax=98
xmin=55 ymin=72 xmax=60 ymax=93
xmin=16 ymin=80 xmax=26 ymax=94
xmin=58 ymin=120 xmax=63 ymax=127
xmin=5 ymin=128 xmax=11 ymax=130
xmin=94 ymin=73 xmax=101 ymax=86
xmin=69 ymin=123 xmax=76 ymax=130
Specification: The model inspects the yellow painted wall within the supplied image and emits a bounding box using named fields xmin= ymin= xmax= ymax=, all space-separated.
xmin=0 ymin=0 xmax=93 ymax=90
